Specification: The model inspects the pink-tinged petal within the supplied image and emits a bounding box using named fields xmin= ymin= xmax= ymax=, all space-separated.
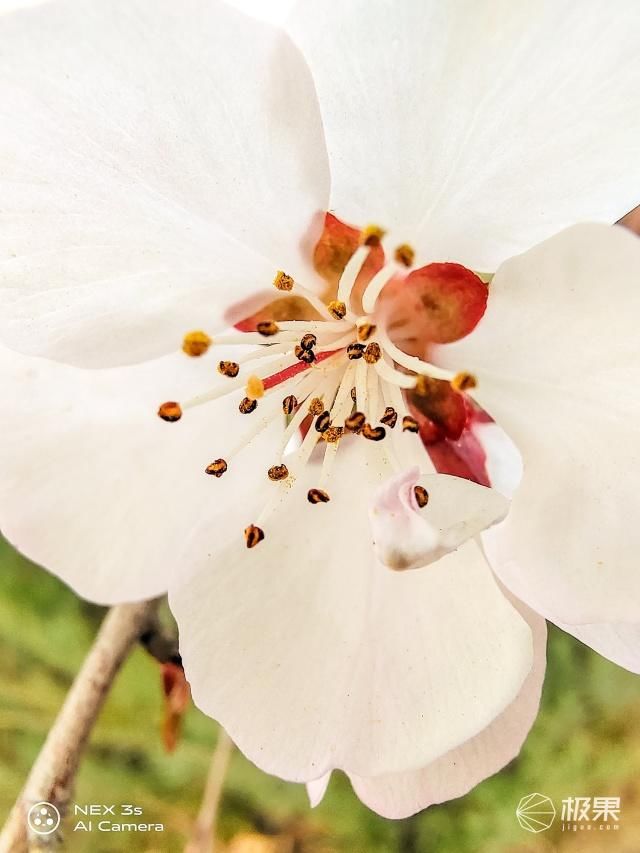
xmin=306 ymin=773 xmax=332 ymax=808
xmin=369 ymin=466 xmax=507 ymax=571
xmin=313 ymin=213 xmax=385 ymax=299
xmin=406 ymin=378 xmax=468 ymax=443
xmin=347 ymin=598 xmax=546 ymax=819
xmin=555 ymin=621 xmax=640 ymax=675
xmin=171 ymin=443 xmax=533 ymax=780
xmin=0 ymin=0 xmax=329 ymax=366
xmin=0 ymin=344 xmax=281 ymax=604
xmin=288 ymin=1 xmax=640 ymax=270
xmin=436 ymin=224 xmax=640 ymax=624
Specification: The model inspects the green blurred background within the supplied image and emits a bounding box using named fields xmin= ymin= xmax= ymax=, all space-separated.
xmin=1 ymin=536 xmax=638 ymax=852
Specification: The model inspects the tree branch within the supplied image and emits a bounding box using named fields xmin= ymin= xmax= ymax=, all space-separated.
xmin=184 ymin=730 xmax=234 ymax=853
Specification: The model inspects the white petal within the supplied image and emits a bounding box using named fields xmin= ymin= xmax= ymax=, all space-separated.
xmin=472 ymin=421 xmax=523 ymax=499
xmin=225 ymin=0 xmax=296 ymax=25
xmin=171 ymin=443 xmax=533 ymax=780
xmin=436 ymin=224 xmax=640 ymax=624
xmin=348 ymin=599 xmax=546 ymax=819
xmin=0 ymin=344 xmax=281 ymax=604
xmin=0 ymin=0 xmax=329 ymax=366
xmin=288 ymin=0 xmax=640 ymax=269
xmin=556 ymin=621 xmax=640 ymax=675
xmin=306 ymin=773 xmax=331 ymax=808
xmin=370 ymin=466 xmax=508 ymax=571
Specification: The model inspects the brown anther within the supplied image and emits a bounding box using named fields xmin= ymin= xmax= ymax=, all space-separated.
xmin=362 ymin=223 xmax=386 ymax=246
xmin=218 ymin=360 xmax=240 ymax=378
xmin=380 ymin=407 xmax=398 ymax=428
xmin=267 ymin=464 xmax=289 ymax=481
xmin=345 ymin=411 xmax=366 ymax=433
xmin=256 ymin=320 xmax=280 ymax=337
xmin=308 ymin=488 xmax=330 ymax=504
xmin=414 ymin=485 xmax=429 ymax=508
xmin=357 ymin=322 xmax=376 ymax=342
xmin=362 ymin=423 xmax=386 ymax=441
xmin=350 ymin=387 xmax=357 ymax=402
xmin=300 ymin=332 xmax=317 ymax=351
xmin=364 ymin=342 xmax=382 ymax=364
xmin=402 ymin=415 xmax=419 ymax=433
xmin=347 ymin=342 xmax=365 ymax=360
xmin=239 ymin=396 xmax=258 ymax=414
xmin=158 ymin=401 xmax=182 ymax=422
xmin=246 ymin=374 xmax=265 ymax=400
xmin=244 ymin=524 xmax=265 ymax=548
xmin=294 ymin=344 xmax=316 ymax=364
xmin=308 ymin=396 xmax=324 ymax=416
xmin=315 ymin=410 xmax=331 ymax=433
xmin=451 ymin=371 xmax=477 ymax=392
xmin=182 ymin=330 xmax=211 ymax=357
xmin=394 ymin=243 xmax=415 ymax=267
xmin=205 ymin=459 xmax=228 ymax=478
xmin=282 ymin=394 xmax=298 ymax=415
xmin=323 ymin=426 xmax=343 ymax=444
xmin=273 ymin=270 xmax=294 ymax=291
xmin=328 ymin=300 xmax=347 ymax=320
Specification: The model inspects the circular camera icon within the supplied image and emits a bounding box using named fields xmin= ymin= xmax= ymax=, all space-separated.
xmin=27 ymin=802 xmax=61 ymax=836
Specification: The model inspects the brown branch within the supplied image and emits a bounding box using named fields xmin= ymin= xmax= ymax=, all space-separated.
xmin=0 ymin=599 xmax=159 ymax=852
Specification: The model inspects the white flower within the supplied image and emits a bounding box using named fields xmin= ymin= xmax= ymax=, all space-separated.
xmin=0 ymin=0 xmax=638 ymax=818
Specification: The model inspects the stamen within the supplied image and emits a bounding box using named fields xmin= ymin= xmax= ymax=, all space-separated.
xmin=239 ymin=397 xmax=258 ymax=414
xmin=345 ymin=411 xmax=366 ymax=433
xmin=364 ymin=342 xmax=382 ymax=364
xmin=414 ymin=485 xmax=429 ymax=508
xmin=362 ymin=223 xmax=386 ymax=246
xmin=256 ymin=320 xmax=280 ymax=337
xmin=362 ymin=423 xmax=386 ymax=441
xmin=373 ymin=357 xmax=417 ymax=389
xmin=273 ymin=270 xmax=294 ymax=291
xmin=218 ymin=360 xmax=240 ymax=378
xmin=451 ymin=371 xmax=477 ymax=392
xmin=394 ymin=244 xmax=415 ymax=267
xmin=376 ymin=326 xmax=454 ymax=381
xmin=347 ymin=342 xmax=365 ymax=360
xmin=282 ymin=394 xmax=298 ymax=415
xmin=308 ymin=397 xmax=324 ymax=415
xmin=294 ymin=345 xmax=316 ymax=364
xmin=158 ymin=401 xmax=182 ymax=422
xmin=182 ymin=330 xmax=212 ymax=357
xmin=300 ymin=333 xmax=317 ymax=351
xmin=308 ymin=488 xmax=330 ymax=504
xmin=361 ymin=263 xmax=398 ymax=314
xmin=402 ymin=415 xmax=419 ymax=433
xmin=323 ymin=426 xmax=343 ymax=444
xmin=357 ymin=322 xmax=376 ymax=342
xmin=267 ymin=464 xmax=289 ymax=481
xmin=246 ymin=375 xmax=265 ymax=400
xmin=328 ymin=300 xmax=347 ymax=320
xmin=315 ymin=411 xmax=331 ymax=433
xmin=380 ymin=407 xmax=398 ymax=428
xmin=205 ymin=459 xmax=228 ymax=477
xmin=245 ymin=524 xmax=265 ymax=548
xmin=350 ymin=387 xmax=357 ymax=402
xmin=337 ymin=245 xmax=370 ymax=308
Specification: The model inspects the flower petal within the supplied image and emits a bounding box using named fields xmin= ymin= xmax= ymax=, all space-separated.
xmin=555 ymin=621 xmax=640 ymax=675
xmin=171 ymin=443 xmax=533 ymax=780
xmin=288 ymin=0 xmax=640 ymax=269
xmin=436 ymin=224 xmax=640 ymax=624
xmin=0 ymin=344 xmax=282 ymax=604
xmin=347 ymin=598 xmax=546 ymax=818
xmin=0 ymin=0 xmax=329 ymax=366
xmin=369 ymin=466 xmax=507 ymax=571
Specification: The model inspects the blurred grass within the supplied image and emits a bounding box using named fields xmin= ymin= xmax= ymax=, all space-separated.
xmin=1 ymin=537 xmax=639 ymax=852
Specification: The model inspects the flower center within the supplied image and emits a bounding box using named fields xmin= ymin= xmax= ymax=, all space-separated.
xmin=158 ymin=245 xmax=475 ymax=549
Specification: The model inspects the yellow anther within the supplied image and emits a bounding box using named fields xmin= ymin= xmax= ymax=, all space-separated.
xmin=182 ymin=330 xmax=211 ymax=357
xmin=362 ymin=223 xmax=386 ymax=246
xmin=328 ymin=300 xmax=347 ymax=320
xmin=357 ymin=322 xmax=376 ymax=342
xmin=451 ymin=372 xmax=477 ymax=392
xmin=246 ymin=375 xmax=265 ymax=400
xmin=394 ymin=243 xmax=415 ymax=267
xmin=273 ymin=270 xmax=294 ymax=291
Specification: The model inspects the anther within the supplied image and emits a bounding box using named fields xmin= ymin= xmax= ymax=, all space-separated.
xmin=295 ymin=345 xmax=316 ymax=364
xmin=182 ymin=330 xmax=211 ymax=357
xmin=347 ymin=342 xmax=365 ymax=360
xmin=402 ymin=415 xmax=419 ymax=433
xmin=315 ymin=411 xmax=331 ymax=433
xmin=394 ymin=243 xmax=415 ymax=267
xmin=323 ymin=426 xmax=343 ymax=444
xmin=282 ymin=394 xmax=298 ymax=415
xmin=380 ymin=407 xmax=398 ymax=428
xmin=218 ymin=360 xmax=240 ymax=378
xmin=256 ymin=320 xmax=280 ymax=337
xmin=205 ymin=459 xmax=228 ymax=478
xmin=158 ymin=401 xmax=182 ymax=422
xmin=268 ymin=464 xmax=289 ymax=481
xmin=328 ymin=300 xmax=347 ymax=320
xmin=246 ymin=375 xmax=265 ymax=400
xmin=273 ymin=270 xmax=294 ymax=291
xmin=344 ymin=411 xmax=366 ymax=433
xmin=357 ymin=323 xmax=376 ymax=342
xmin=362 ymin=223 xmax=386 ymax=246
xmin=300 ymin=333 xmax=317 ymax=351
xmin=308 ymin=488 xmax=330 ymax=504
xmin=451 ymin=371 xmax=477 ymax=392
xmin=364 ymin=342 xmax=382 ymax=364
xmin=362 ymin=423 xmax=386 ymax=441
xmin=308 ymin=397 xmax=324 ymax=416
xmin=414 ymin=485 xmax=429 ymax=508
xmin=350 ymin=387 xmax=357 ymax=402
xmin=239 ymin=397 xmax=258 ymax=414
xmin=244 ymin=524 xmax=265 ymax=548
